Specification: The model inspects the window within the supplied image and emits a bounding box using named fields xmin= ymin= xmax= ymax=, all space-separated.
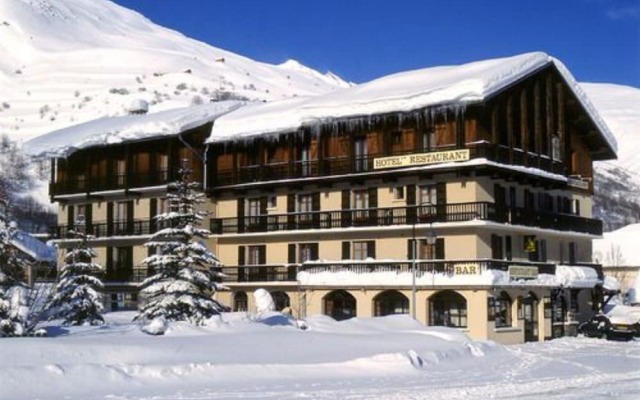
xmin=353 ymin=189 xmax=369 ymax=220
xmin=429 ymin=290 xmax=467 ymax=328
xmin=114 ymin=201 xmax=129 ymax=234
xmin=109 ymin=246 xmax=133 ymax=281
xmin=422 ymin=130 xmax=435 ymax=152
xmin=247 ymin=245 xmax=264 ymax=265
xmin=572 ymin=199 xmax=580 ymax=216
xmin=392 ymin=186 xmax=404 ymax=200
xmin=268 ymin=196 xmax=277 ymax=209
xmin=297 ymin=142 xmax=311 ymax=176
xmin=354 ymin=136 xmax=368 ymax=172
xmin=298 ymin=243 xmax=314 ymax=263
xmin=552 ymin=135 xmax=561 ymax=161
xmin=247 ymin=198 xmax=261 ymax=225
xmin=76 ymin=204 xmax=87 ymax=226
xmin=418 ymin=239 xmax=436 ymax=260
xmin=158 ymin=153 xmax=169 ymax=181
xmin=353 ymin=241 xmax=369 ymax=260
xmin=419 ymin=185 xmax=437 ymax=216
xmin=233 ymin=292 xmax=248 ymax=312
xmin=489 ymin=292 xmax=512 ymax=328
xmin=345 ymin=241 xmax=375 ymax=260
xmin=116 ymin=158 xmax=126 ymax=186
xmin=392 ymin=131 xmax=402 ymax=145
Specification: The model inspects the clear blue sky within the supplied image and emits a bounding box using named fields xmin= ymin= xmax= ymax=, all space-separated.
xmin=112 ymin=0 xmax=639 ymax=87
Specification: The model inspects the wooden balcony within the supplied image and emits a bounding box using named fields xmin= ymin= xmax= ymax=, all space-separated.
xmin=211 ymin=142 xmax=568 ymax=188
xmin=50 ymin=169 xmax=173 ymax=196
xmin=210 ymin=202 xmax=603 ymax=236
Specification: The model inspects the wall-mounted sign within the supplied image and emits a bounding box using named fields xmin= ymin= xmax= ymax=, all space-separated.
xmin=453 ymin=263 xmax=480 ymax=275
xmin=567 ymin=178 xmax=589 ymax=190
xmin=523 ymin=236 xmax=537 ymax=253
xmin=373 ymin=149 xmax=470 ymax=170
xmin=508 ymin=265 xmax=538 ymax=279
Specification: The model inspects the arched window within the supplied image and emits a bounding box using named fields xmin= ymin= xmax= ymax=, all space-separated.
xmin=373 ymin=290 xmax=409 ymax=316
xmin=324 ymin=290 xmax=357 ymax=321
xmin=488 ymin=291 xmax=512 ymax=328
xmin=271 ymin=291 xmax=290 ymax=312
xmin=429 ymin=290 xmax=467 ymax=328
xmin=233 ymin=292 xmax=248 ymax=312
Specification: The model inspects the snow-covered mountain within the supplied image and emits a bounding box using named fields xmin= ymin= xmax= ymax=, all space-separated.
xmin=583 ymin=83 xmax=640 ymax=231
xmin=0 ymin=0 xmax=349 ymax=142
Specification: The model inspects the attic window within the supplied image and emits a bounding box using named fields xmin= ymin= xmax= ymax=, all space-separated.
xmin=392 ymin=131 xmax=402 ymax=145
xmin=552 ymin=134 xmax=561 ymax=161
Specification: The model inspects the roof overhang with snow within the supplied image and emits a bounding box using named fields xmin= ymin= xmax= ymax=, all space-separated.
xmin=206 ymin=52 xmax=617 ymax=159
xmin=24 ymin=101 xmax=246 ymax=158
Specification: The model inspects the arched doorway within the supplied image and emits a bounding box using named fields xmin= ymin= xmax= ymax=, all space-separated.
xmin=429 ymin=290 xmax=467 ymax=328
xmin=271 ymin=291 xmax=290 ymax=312
xmin=324 ymin=290 xmax=356 ymax=321
xmin=522 ymin=292 xmax=539 ymax=342
xmin=373 ymin=290 xmax=409 ymax=316
xmin=233 ymin=292 xmax=248 ymax=312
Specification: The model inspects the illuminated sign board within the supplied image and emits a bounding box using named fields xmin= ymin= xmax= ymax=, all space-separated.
xmin=373 ymin=149 xmax=471 ymax=170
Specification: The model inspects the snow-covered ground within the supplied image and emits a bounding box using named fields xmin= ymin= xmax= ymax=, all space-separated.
xmin=2 ymin=312 xmax=638 ymax=400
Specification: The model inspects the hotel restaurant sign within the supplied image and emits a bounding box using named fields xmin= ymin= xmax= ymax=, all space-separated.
xmin=373 ymin=149 xmax=470 ymax=170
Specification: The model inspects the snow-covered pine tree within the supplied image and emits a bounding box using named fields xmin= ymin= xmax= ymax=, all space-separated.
xmin=45 ymin=218 xmax=104 ymax=326
xmin=0 ymin=204 xmax=28 ymax=336
xmin=134 ymin=163 xmax=226 ymax=328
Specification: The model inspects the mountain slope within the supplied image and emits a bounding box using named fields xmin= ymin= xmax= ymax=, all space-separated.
xmin=582 ymin=83 xmax=640 ymax=231
xmin=0 ymin=0 xmax=348 ymax=142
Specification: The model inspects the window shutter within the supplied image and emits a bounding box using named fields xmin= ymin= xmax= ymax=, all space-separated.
xmin=150 ymin=198 xmax=157 ymax=218
xmin=238 ymin=246 xmax=245 ymax=266
xmin=312 ymin=192 xmax=320 ymax=211
xmin=310 ymin=243 xmax=319 ymax=260
xmin=260 ymin=196 xmax=268 ymax=214
xmin=259 ymin=245 xmax=266 ymax=265
xmin=435 ymin=238 xmax=445 ymax=259
xmin=406 ymin=184 xmax=416 ymax=224
xmin=237 ymin=198 xmax=245 ymax=233
xmin=407 ymin=239 xmax=416 ymax=259
xmin=287 ymin=193 xmax=296 ymax=229
xmin=341 ymin=189 xmax=350 ymax=209
xmin=67 ymin=205 xmax=75 ymax=227
xmin=288 ymin=244 xmax=296 ymax=264
xmin=107 ymin=202 xmax=114 ymax=236
xmin=85 ymin=204 xmax=93 ymax=229
xmin=341 ymin=189 xmax=351 ymax=227
xmin=436 ymin=182 xmax=446 ymax=205
xmin=368 ymin=188 xmax=377 ymax=207
xmin=106 ymin=246 xmax=113 ymax=273
xmin=127 ymin=200 xmax=134 ymax=230
xmin=367 ymin=241 xmax=376 ymax=259
xmin=342 ymin=241 xmax=350 ymax=259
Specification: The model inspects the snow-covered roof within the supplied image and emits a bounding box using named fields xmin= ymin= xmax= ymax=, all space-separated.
xmin=299 ymin=261 xmax=599 ymax=288
xmin=24 ymin=101 xmax=245 ymax=158
xmin=207 ymin=52 xmax=616 ymax=155
xmin=11 ymin=231 xmax=56 ymax=263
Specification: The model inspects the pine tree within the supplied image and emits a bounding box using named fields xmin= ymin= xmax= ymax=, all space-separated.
xmin=134 ymin=163 xmax=226 ymax=327
xmin=0 ymin=214 xmax=28 ymax=336
xmin=45 ymin=221 xmax=104 ymax=326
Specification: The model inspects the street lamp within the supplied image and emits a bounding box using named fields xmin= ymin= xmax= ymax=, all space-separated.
xmin=411 ymin=220 xmax=437 ymax=320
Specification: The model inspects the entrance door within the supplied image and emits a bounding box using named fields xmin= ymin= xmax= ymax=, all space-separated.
xmin=523 ymin=294 xmax=539 ymax=342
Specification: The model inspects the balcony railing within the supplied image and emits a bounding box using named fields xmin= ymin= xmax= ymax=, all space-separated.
xmin=50 ymin=219 xmax=156 ymax=239
xmin=210 ymin=202 xmax=603 ymax=236
xmin=218 ymin=259 xmax=557 ymax=283
xmin=212 ymin=142 xmax=568 ymax=187
xmin=50 ymin=169 xmax=173 ymax=196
